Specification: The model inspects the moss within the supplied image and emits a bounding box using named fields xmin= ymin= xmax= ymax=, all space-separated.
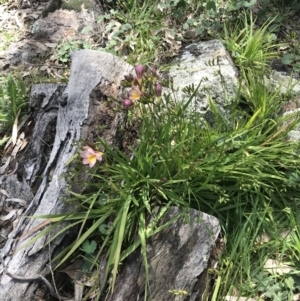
xmin=61 ymin=0 xmax=94 ymax=12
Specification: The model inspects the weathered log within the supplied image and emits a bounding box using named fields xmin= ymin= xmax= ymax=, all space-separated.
xmin=0 ymin=49 xmax=133 ymax=300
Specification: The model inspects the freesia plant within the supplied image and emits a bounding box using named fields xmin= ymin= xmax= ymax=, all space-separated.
xmin=121 ymin=64 xmax=162 ymax=109
xmin=26 ymin=62 xmax=300 ymax=301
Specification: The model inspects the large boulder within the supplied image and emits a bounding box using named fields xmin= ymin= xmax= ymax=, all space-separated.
xmin=107 ymin=207 xmax=220 ymax=301
xmin=167 ymin=39 xmax=239 ymax=121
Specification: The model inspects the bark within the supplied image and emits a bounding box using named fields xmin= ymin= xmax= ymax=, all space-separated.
xmin=0 ymin=49 xmax=133 ymax=301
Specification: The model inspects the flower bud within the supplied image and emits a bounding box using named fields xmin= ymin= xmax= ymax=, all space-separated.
xmin=150 ymin=67 xmax=158 ymax=78
xmin=122 ymin=99 xmax=134 ymax=109
xmin=124 ymin=74 xmax=134 ymax=84
xmin=155 ymin=83 xmax=162 ymax=99
xmin=135 ymin=65 xmax=145 ymax=79
xmin=135 ymin=65 xmax=145 ymax=86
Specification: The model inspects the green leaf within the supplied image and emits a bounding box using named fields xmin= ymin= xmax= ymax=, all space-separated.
xmin=82 ymin=240 xmax=97 ymax=254
xmin=58 ymin=48 xmax=67 ymax=55
xmin=98 ymin=194 xmax=108 ymax=205
xmin=97 ymin=15 xmax=105 ymax=22
xmin=284 ymin=276 xmax=294 ymax=289
xmin=109 ymin=39 xmax=117 ymax=47
xmin=105 ymin=22 xmax=115 ymax=32
xmin=81 ymin=25 xmax=92 ymax=34
xmin=0 ymin=135 xmax=9 ymax=146
xmin=83 ymin=42 xmax=92 ymax=49
xmin=60 ymin=57 xmax=69 ymax=63
xmin=99 ymin=223 xmax=112 ymax=235
xmin=121 ymin=23 xmax=132 ymax=31
xmin=206 ymin=0 xmax=216 ymax=11
xmin=281 ymin=53 xmax=294 ymax=65
xmin=183 ymin=23 xmax=189 ymax=30
xmin=267 ymin=33 xmax=277 ymax=43
xmin=243 ymin=0 xmax=257 ymax=8
xmin=82 ymin=253 xmax=97 ymax=272
xmin=7 ymin=77 xmax=17 ymax=116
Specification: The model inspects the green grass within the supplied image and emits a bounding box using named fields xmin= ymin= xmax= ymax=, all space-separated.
xmin=97 ymin=0 xmax=166 ymax=64
xmin=2 ymin=0 xmax=300 ymax=300
xmin=0 ymin=76 xmax=28 ymax=145
xmin=222 ymin=12 xmax=279 ymax=76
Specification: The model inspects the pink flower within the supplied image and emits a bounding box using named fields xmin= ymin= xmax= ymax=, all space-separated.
xmin=155 ymin=83 xmax=162 ymax=97
xmin=134 ymin=65 xmax=145 ymax=86
xmin=122 ymin=99 xmax=134 ymax=109
xmin=155 ymin=83 xmax=162 ymax=103
xmin=129 ymin=85 xmax=142 ymax=101
xmin=80 ymin=146 xmax=103 ymax=168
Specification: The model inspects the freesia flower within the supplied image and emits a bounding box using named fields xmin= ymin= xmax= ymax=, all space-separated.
xmin=134 ymin=65 xmax=145 ymax=86
xmin=155 ymin=83 xmax=162 ymax=97
xmin=80 ymin=146 xmax=103 ymax=167
xmin=150 ymin=67 xmax=158 ymax=78
xmin=122 ymin=98 xmax=134 ymax=109
xmin=129 ymin=85 xmax=142 ymax=101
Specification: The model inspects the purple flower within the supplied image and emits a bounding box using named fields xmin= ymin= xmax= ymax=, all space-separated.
xmin=80 ymin=146 xmax=103 ymax=168
xmin=155 ymin=83 xmax=162 ymax=97
xmin=122 ymin=99 xmax=134 ymax=109
xmin=134 ymin=65 xmax=145 ymax=86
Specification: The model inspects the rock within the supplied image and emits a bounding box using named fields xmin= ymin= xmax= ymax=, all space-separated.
xmin=32 ymin=9 xmax=83 ymax=42
xmin=5 ymin=40 xmax=45 ymax=67
xmin=167 ymin=39 xmax=239 ymax=120
xmin=106 ymin=207 xmax=220 ymax=301
xmin=2 ymin=7 xmax=101 ymax=70
xmin=265 ymin=70 xmax=300 ymax=96
xmin=281 ymin=99 xmax=300 ymax=142
xmin=270 ymin=71 xmax=300 ymax=142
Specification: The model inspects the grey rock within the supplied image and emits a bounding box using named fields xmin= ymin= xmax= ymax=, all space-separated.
xmin=168 ymin=39 xmax=239 ymax=117
xmin=265 ymin=70 xmax=300 ymax=96
xmin=272 ymin=74 xmax=300 ymax=142
xmin=281 ymin=104 xmax=300 ymax=142
xmin=1 ymin=8 xmax=101 ymax=71
xmin=106 ymin=207 xmax=220 ymax=301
